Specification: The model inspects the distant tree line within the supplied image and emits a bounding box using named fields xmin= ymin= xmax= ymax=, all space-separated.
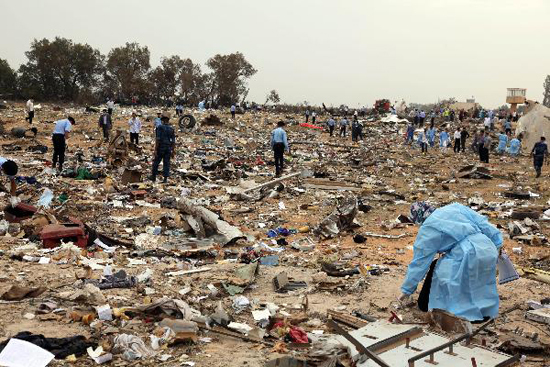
xmin=0 ymin=37 xmax=257 ymax=107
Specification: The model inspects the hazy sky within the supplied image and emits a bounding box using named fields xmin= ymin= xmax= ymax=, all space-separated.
xmin=2 ymin=0 xmax=549 ymax=108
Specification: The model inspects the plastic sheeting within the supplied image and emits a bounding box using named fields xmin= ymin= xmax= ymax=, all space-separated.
xmin=401 ymin=203 xmax=503 ymax=321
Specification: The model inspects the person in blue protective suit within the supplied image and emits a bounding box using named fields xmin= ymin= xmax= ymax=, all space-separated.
xmin=405 ymin=123 xmax=414 ymax=144
xmin=439 ymin=129 xmax=450 ymax=152
xmin=497 ymin=131 xmax=508 ymax=154
xmin=427 ymin=124 xmax=437 ymax=147
xmin=399 ymin=203 xmax=503 ymax=322
xmin=507 ymin=137 xmax=521 ymax=156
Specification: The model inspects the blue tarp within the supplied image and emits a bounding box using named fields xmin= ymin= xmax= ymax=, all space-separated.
xmin=401 ymin=203 xmax=503 ymax=321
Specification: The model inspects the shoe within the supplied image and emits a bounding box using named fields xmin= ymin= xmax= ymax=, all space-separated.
xmin=162 ymin=177 xmax=168 ymax=183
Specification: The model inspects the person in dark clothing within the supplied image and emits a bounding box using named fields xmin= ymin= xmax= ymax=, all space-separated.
xmin=98 ymin=109 xmax=112 ymax=141
xmin=479 ymin=130 xmax=490 ymax=163
xmin=52 ymin=117 xmax=75 ymax=172
xmin=305 ymin=109 xmax=310 ymax=123
xmin=270 ymin=121 xmax=289 ymax=177
xmin=531 ymin=136 xmax=549 ymax=178
xmin=460 ymin=128 xmax=470 ymax=152
xmin=151 ymin=113 xmax=176 ymax=183
xmin=453 ymin=128 xmax=461 ymax=153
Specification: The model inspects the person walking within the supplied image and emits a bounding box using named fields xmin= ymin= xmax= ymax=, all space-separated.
xmin=305 ymin=109 xmax=310 ymax=123
xmin=504 ymin=119 xmax=512 ymax=136
xmin=106 ymin=98 xmax=115 ymax=115
xmin=427 ymin=124 xmax=437 ymax=147
xmin=98 ymin=109 xmax=112 ymax=141
xmin=151 ymin=113 xmax=176 ymax=183
xmin=419 ymin=110 xmax=426 ymax=126
xmin=230 ymin=104 xmax=236 ymax=119
xmin=311 ymin=111 xmax=316 ymax=124
xmin=270 ymin=121 xmax=289 ymax=177
xmin=530 ymin=136 xmax=548 ymax=178
xmin=128 ymin=112 xmax=142 ymax=145
xmin=453 ymin=128 xmax=461 ymax=153
xmin=52 ymin=117 xmax=74 ymax=172
xmin=479 ymin=131 xmax=491 ymax=163
xmin=405 ymin=123 xmax=414 ymax=145
xmin=460 ymin=127 xmax=470 ymax=152
xmin=327 ymin=117 xmax=336 ymax=137
xmin=439 ymin=129 xmax=450 ymax=152
xmin=339 ymin=117 xmax=348 ymax=137
xmin=420 ymin=128 xmax=429 ymax=154
xmin=25 ymin=98 xmax=34 ymax=124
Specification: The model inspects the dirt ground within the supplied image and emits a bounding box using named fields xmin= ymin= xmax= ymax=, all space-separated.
xmin=0 ymin=102 xmax=549 ymax=366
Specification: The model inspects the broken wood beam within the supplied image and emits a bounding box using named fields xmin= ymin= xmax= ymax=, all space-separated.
xmin=327 ymin=309 xmax=369 ymax=329
xmin=241 ymin=171 xmax=302 ymax=194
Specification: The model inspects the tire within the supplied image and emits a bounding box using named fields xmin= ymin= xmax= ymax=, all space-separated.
xmin=179 ymin=114 xmax=196 ymax=129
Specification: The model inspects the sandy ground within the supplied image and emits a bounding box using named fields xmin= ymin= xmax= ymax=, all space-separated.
xmin=0 ymin=102 xmax=549 ymax=366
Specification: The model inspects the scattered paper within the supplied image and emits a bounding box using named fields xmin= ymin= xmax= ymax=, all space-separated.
xmin=0 ymin=338 xmax=54 ymax=367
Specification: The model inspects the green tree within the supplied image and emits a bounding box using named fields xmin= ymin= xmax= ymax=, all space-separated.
xmin=104 ymin=42 xmax=150 ymax=102
xmin=205 ymin=52 xmax=256 ymax=106
xmin=543 ymin=75 xmax=550 ymax=108
xmin=18 ymin=37 xmax=103 ymax=101
xmin=265 ymin=89 xmax=280 ymax=105
xmin=0 ymin=59 xmax=18 ymax=96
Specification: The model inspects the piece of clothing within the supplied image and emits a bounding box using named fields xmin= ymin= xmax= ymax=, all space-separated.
xmin=532 ymin=141 xmax=548 ymax=157
xmin=453 ymin=131 xmax=461 ymax=140
xmin=439 ymin=132 xmax=449 ymax=147
xmin=479 ymin=147 xmax=489 ymax=163
xmin=406 ymin=125 xmax=415 ymax=143
xmin=130 ymin=132 xmax=139 ymax=145
xmin=26 ymin=100 xmax=34 ymax=112
xmin=52 ymin=134 xmax=66 ymax=170
xmin=154 ymin=117 xmax=162 ymax=129
xmin=401 ymin=203 xmax=503 ymax=321
xmin=152 ymin=147 xmax=172 ymax=178
xmin=0 ymin=332 xmax=95 ymax=359
xmin=327 ymin=118 xmax=335 ymax=127
xmin=106 ymin=100 xmax=115 ymax=110
xmin=156 ymin=124 xmax=176 ymax=148
xmin=230 ymin=105 xmax=236 ymax=112
xmin=340 ymin=126 xmax=347 ymax=137
xmin=497 ymin=134 xmax=508 ymax=153
xmin=102 ymin=124 xmax=110 ymax=140
xmin=273 ymin=142 xmax=285 ymax=176
xmin=271 ymin=127 xmax=289 ymax=151
xmin=26 ymin=111 xmax=34 ymax=124
xmin=128 ymin=118 xmax=141 ymax=134
xmin=329 ymin=125 xmax=335 ymax=136
xmin=454 ymin=138 xmax=461 ymax=153
xmin=507 ymin=138 xmax=521 ymax=156
xmin=427 ymin=128 xmax=436 ymax=147
xmin=52 ymin=119 xmax=72 ymax=135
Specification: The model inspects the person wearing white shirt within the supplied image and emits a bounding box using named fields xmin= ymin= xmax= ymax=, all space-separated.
xmin=128 ymin=113 xmax=142 ymax=145
xmin=312 ymin=111 xmax=317 ymax=124
xmin=453 ymin=128 xmax=462 ymax=153
xmin=106 ymin=98 xmax=115 ymax=115
xmin=25 ymin=99 xmax=34 ymax=124
xmin=52 ymin=117 xmax=74 ymax=172
xmin=483 ymin=117 xmax=491 ymax=130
